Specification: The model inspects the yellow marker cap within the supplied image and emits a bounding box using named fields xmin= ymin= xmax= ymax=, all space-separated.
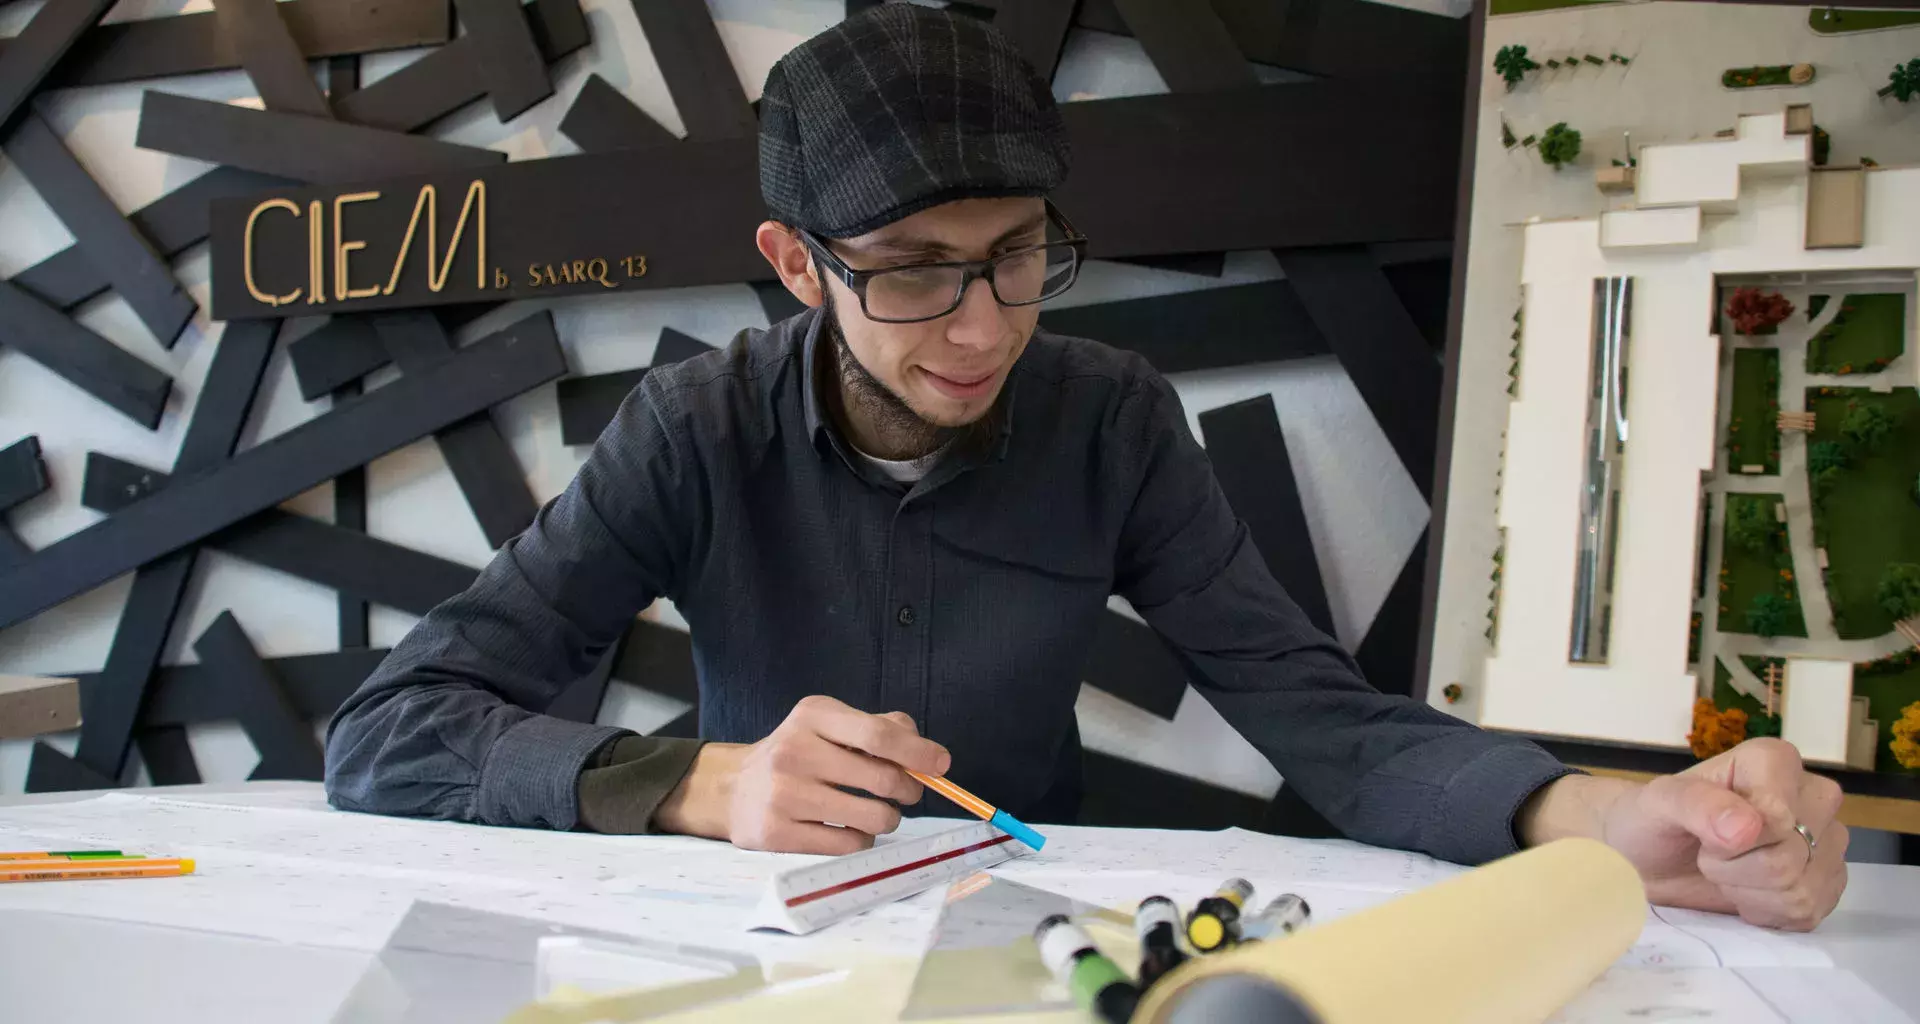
xmin=1189 ymin=915 xmax=1224 ymax=951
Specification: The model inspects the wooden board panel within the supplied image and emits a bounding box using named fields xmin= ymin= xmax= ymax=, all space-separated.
xmin=81 ymin=452 xmax=479 ymax=616
xmin=213 ymin=0 xmax=333 ymax=117
xmin=0 ymin=0 xmax=118 ymax=130
xmin=194 ymin=611 xmax=326 ymax=781
xmin=24 ymin=743 xmax=116 ymax=792
xmin=610 ymin=619 xmax=699 ymax=704
xmin=1274 ymin=245 xmax=1442 ymax=498
xmin=66 ymin=319 xmax=278 ymax=784
xmin=286 ymin=305 xmax=497 ymax=399
xmin=135 ymin=90 xmax=505 ymax=184
xmin=105 ymin=648 xmax=391 ymax=727
xmin=0 ymin=313 xmax=567 ymax=630
xmin=0 ymin=435 xmax=48 ymax=512
xmin=0 ymin=280 xmax=172 ymax=428
xmin=1078 ymin=748 xmax=1267 ymax=830
xmin=1197 ymin=396 xmax=1336 ymax=639
xmin=1111 ymin=0 xmax=1257 ymax=93
xmin=3 ymin=110 xmax=197 ymax=347
xmin=1081 ymin=609 xmax=1186 ymax=720
xmin=333 ymin=0 xmax=588 ymax=132
xmin=557 ymin=368 xmax=646 ymax=446
xmin=374 ymin=311 xmax=539 ymax=548
xmin=992 ymin=0 xmax=1077 ymax=81
xmin=1076 ymin=0 xmax=1466 ymax=80
xmin=453 ymin=0 xmax=552 ymax=121
xmin=557 ymin=326 xmax=713 ymax=444
xmin=20 ymin=0 xmax=450 ymax=91
xmin=213 ymin=80 xmax=1463 ymax=318
xmin=629 ymin=0 xmax=755 ymax=141
xmin=136 ymin=726 xmax=202 ymax=785
xmin=0 ymin=674 xmax=80 ymax=740
xmin=1037 ymin=281 xmax=1327 ymax=374
xmin=1353 ymin=535 xmax=1425 ymax=699
xmin=560 ymin=72 xmax=678 ymax=152
xmin=12 ymin=167 xmax=291 ymax=314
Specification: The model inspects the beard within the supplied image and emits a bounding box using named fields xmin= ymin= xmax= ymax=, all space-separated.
xmin=818 ymin=281 xmax=1005 ymax=462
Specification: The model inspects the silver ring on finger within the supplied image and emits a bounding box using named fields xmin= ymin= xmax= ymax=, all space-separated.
xmin=1794 ymin=823 xmax=1817 ymax=862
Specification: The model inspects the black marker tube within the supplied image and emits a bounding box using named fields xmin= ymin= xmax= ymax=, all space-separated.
xmin=1135 ymin=894 xmax=1189 ymax=989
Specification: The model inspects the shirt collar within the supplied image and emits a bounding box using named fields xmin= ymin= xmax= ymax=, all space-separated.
xmin=797 ymin=303 xmax=1019 ymax=467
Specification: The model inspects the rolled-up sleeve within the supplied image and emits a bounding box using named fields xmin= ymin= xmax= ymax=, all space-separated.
xmin=1110 ymin=374 xmax=1576 ymax=866
xmin=323 ymin=375 xmax=699 ymax=831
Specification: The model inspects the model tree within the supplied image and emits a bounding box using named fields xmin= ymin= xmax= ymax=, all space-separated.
xmin=1728 ymin=497 xmax=1776 ymax=555
xmin=1809 ymin=440 xmax=1850 ymax=476
xmin=1809 ymin=440 xmax=1849 ymax=501
xmin=1841 ymin=400 xmax=1895 ymax=452
xmin=1747 ymin=592 xmax=1793 ymax=637
xmin=1878 ymin=563 xmax=1920 ymax=621
xmin=1495 ymin=45 xmax=1540 ymax=89
xmin=1724 ymin=287 xmax=1795 ymax=335
xmin=1878 ymin=57 xmax=1920 ymax=101
xmin=1538 ymin=122 xmax=1582 ymax=169
xmin=1894 ymin=701 xmax=1920 ymax=770
xmin=1688 ymin=697 xmax=1748 ymax=759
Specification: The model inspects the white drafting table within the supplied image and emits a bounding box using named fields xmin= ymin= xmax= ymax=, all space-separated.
xmin=2 ymin=782 xmax=1918 ymax=1024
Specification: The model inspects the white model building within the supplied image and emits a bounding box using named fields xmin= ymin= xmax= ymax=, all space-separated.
xmin=1479 ymin=109 xmax=1918 ymax=749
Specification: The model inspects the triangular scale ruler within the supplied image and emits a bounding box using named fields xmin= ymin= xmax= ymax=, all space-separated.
xmin=750 ymin=820 xmax=1031 ymax=935
xmin=900 ymin=873 xmax=1114 ymax=1019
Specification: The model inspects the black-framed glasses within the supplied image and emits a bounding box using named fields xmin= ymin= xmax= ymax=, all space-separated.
xmin=797 ymin=200 xmax=1088 ymax=324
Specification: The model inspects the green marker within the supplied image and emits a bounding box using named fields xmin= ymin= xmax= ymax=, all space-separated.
xmin=1035 ymin=914 xmax=1138 ymax=1024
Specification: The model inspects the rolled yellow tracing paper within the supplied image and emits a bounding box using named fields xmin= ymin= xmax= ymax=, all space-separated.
xmin=1131 ymin=837 xmax=1647 ymax=1024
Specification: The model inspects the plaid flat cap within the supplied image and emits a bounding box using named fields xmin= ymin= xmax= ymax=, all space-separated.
xmin=758 ymin=4 xmax=1070 ymax=239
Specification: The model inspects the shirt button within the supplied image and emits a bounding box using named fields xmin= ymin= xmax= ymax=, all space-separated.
xmin=897 ymin=605 xmax=916 ymax=626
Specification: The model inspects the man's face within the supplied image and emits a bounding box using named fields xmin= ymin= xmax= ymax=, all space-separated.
xmin=815 ymin=197 xmax=1047 ymax=429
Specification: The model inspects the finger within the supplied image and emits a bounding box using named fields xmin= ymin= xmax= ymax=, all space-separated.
xmin=808 ymin=735 xmax=925 ymax=805
xmin=1639 ymin=774 xmax=1767 ymax=857
xmin=803 ymin=699 xmax=950 ymax=775
xmin=1716 ymin=822 xmax=1849 ymax=932
xmin=782 ymin=778 xmax=904 ymax=838
xmin=749 ymin=820 xmax=875 ymax=856
xmin=1698 ymin=828 xmax=1813 ymax=891
xmin=1721 ymin=738 xmax=1809 ymax=843
xmin=881 ymin=711 xmax=920 ymax=735
xmin=1794 ymin=773 xmax=1844 ymax=839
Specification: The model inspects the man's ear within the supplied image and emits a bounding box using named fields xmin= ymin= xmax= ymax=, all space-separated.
xmin=755 ymin=221 xmax=824 ymax=309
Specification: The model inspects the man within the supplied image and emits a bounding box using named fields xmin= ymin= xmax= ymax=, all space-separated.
xmin=324 ymin=5 xmax=1848 ymax=931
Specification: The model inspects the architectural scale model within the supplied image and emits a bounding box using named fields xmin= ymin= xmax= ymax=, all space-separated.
xmin=1432 ymin=3 xmax=1920 ymax=783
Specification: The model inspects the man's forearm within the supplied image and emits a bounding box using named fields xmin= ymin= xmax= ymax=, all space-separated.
xmin=1516 ymin=773 xmax=1637 ymax=847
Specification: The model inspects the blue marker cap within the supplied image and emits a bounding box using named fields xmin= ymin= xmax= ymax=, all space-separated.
xmin=989 ymin=808 xmax=1047 ymax=851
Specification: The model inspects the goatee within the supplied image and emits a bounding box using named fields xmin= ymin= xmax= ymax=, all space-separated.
xmin=819 ymin=287 xmax=1005 ymax=462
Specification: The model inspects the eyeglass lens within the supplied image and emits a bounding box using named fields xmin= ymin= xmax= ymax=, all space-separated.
xmin=864 ymin=244 xmax=1079 ymax=321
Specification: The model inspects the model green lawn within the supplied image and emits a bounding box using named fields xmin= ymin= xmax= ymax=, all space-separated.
xmin=1807 ymin=293 xmax=1905 ymax=375
xmin=1489 ymin=0 xmax=1613 ymax=15
xmin=1728 ymin=348 xmax=1781 ymax=475
xmin=1809 ymin=8 xmax=1920 ymax=34
xmin=1807 ymin=388 xmax=1920 ymax=640
xmin=1719 ymin=493 xmax=1807 ymax=638
xmin=1853 ymin=653 xmax=1920 ymax=774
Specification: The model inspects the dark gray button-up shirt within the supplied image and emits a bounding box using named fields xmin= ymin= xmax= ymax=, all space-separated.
xmin=324 ymin=307 xmax=1575 ymax=865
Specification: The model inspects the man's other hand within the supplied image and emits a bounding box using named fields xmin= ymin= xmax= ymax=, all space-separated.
xmin=1524 ymin=737 xmax=1847 ymax=931
xmin=653 ymin=695 xmax=950 ymax=854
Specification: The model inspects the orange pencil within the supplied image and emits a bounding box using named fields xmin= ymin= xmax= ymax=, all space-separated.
xmin=1 ymin=858 xmax=194 ymax=883
xmin=905 ymin=770 xmax=1047 ymax=850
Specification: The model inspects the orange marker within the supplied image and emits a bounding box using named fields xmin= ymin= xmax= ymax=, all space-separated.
xmin=1 ymin=858 xmax=195 ymax=883
xmin=905 ymin=771 xmax=1047 ymax=851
